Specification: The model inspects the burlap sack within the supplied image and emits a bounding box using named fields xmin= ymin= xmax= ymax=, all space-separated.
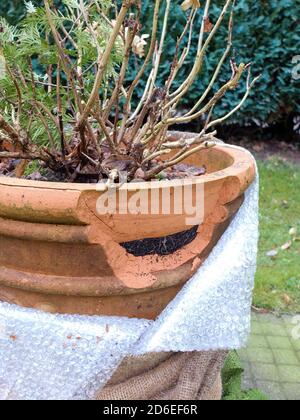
xmin=95 ymin=351 xmax=227 ymax=400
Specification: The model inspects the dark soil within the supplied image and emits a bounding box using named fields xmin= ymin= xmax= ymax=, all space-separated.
xmin=121 ymin=225 xmax=198 ymax=257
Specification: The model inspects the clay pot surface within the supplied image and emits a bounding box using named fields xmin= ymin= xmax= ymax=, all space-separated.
xmin=0 ymin=133 xmax=256 ymax=319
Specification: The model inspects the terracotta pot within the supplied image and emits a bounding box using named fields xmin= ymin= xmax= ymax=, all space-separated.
xmin=0 ymin=133 xmax=256 ymax=319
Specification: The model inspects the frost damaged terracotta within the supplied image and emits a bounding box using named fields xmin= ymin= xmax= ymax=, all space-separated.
xmin=0 ymin=138 xmax=256 ymax=319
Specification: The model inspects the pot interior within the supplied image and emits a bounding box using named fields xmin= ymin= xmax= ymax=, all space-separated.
xmin=183 ymin=147 xmax=234 ymax=174
xmin=160 ymin=132 xmax=234 ymax=174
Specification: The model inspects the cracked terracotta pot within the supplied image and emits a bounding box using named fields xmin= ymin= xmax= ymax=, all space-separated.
xmin=0 ymin=132 xmax=256 ymax=319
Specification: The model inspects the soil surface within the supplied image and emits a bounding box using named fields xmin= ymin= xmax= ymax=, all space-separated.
xmin=0 ymin=156 xmax=207 ymax=183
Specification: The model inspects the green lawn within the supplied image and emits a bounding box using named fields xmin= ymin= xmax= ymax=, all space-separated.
xmin=254 ymin=158 xmax=300 ymax=313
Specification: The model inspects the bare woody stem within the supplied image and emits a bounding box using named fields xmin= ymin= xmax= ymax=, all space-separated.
xmin=185 ymin=5 xmax=235 ymax=116
xmin=56 ymin=61 xmax=66 ymax=158
xmin=77 ymin=2 xmax=131 ymax=129
xmin=143 ymin=140 xmax=216 ymax=181
xmin=124 ymin=0 xmax=161 ymax=105
xmin=44 ymin=0 xmax=83 ymax=114
xmin=0 ymin=114 xmax=20 ymax=145
xmin=118 ymin=0 xmax=161 ymax=142
xmin=26 ymin=59 xmax=57 ymax=151
xmin=0 ymin=151 xmax=46 ymax=161
xmin=147 ymin=0 xmax=171 ymax=100
xmin=207 ymin=71 xmax=261 ymax=129
xmin=103 ymin=23 xmax=138 ymax=122
xmin=5 ymin=66 xmax=22 ymax=129
xmin=167 ymin=62 xmax=247 ymax=125
xmin=166 ymin=0 xmax=232 ymax=109
xmin=165 ymin=9 xmax=197 ymax=93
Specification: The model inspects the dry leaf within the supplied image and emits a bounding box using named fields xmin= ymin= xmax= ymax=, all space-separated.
xmin=164 ymin=163 xmax=206 ymax=179
xmin=172 ymin=163 xmax=206 ymax=176
xmin=266 ymin=249 xmax=278 ymax=258
xmin=132 ymin=34 xmax=150 ymax=58
xmin=282 ymin=294 xmax=292 ymax=305
xmin=281 ymin=240 xmax=292 ymax=251
xmin=204 ymin=17 xmax=213 ymax=33
xmin=252 ymin=143 xmax=264 ymax=152
xmin=251 ymin=305 xmax=270 ymax=314
xmin=289 ymin=227 xmax=297 ymax=236
xmin=181 ymin=0 xmax=201 ymax=12
xmin=134 ymin=168 xmax=146 ymax=179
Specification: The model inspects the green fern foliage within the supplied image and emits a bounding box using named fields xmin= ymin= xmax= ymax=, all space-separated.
xmin=0 ymin=0 xmax=124 ymax=148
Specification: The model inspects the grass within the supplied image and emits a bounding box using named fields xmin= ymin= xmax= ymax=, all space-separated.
xmin=254 ymin=158 xmax=300 ymax=313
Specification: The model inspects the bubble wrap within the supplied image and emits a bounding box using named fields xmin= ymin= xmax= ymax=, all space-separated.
xmin=0 ymin=308 xmax=151 ymax=400
xmin=0 ymin=149 xmax=259 ymax=400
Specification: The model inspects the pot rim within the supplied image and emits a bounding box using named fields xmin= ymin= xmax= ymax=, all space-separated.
xmin=0 ymin=143 xmax=254 ymax=193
